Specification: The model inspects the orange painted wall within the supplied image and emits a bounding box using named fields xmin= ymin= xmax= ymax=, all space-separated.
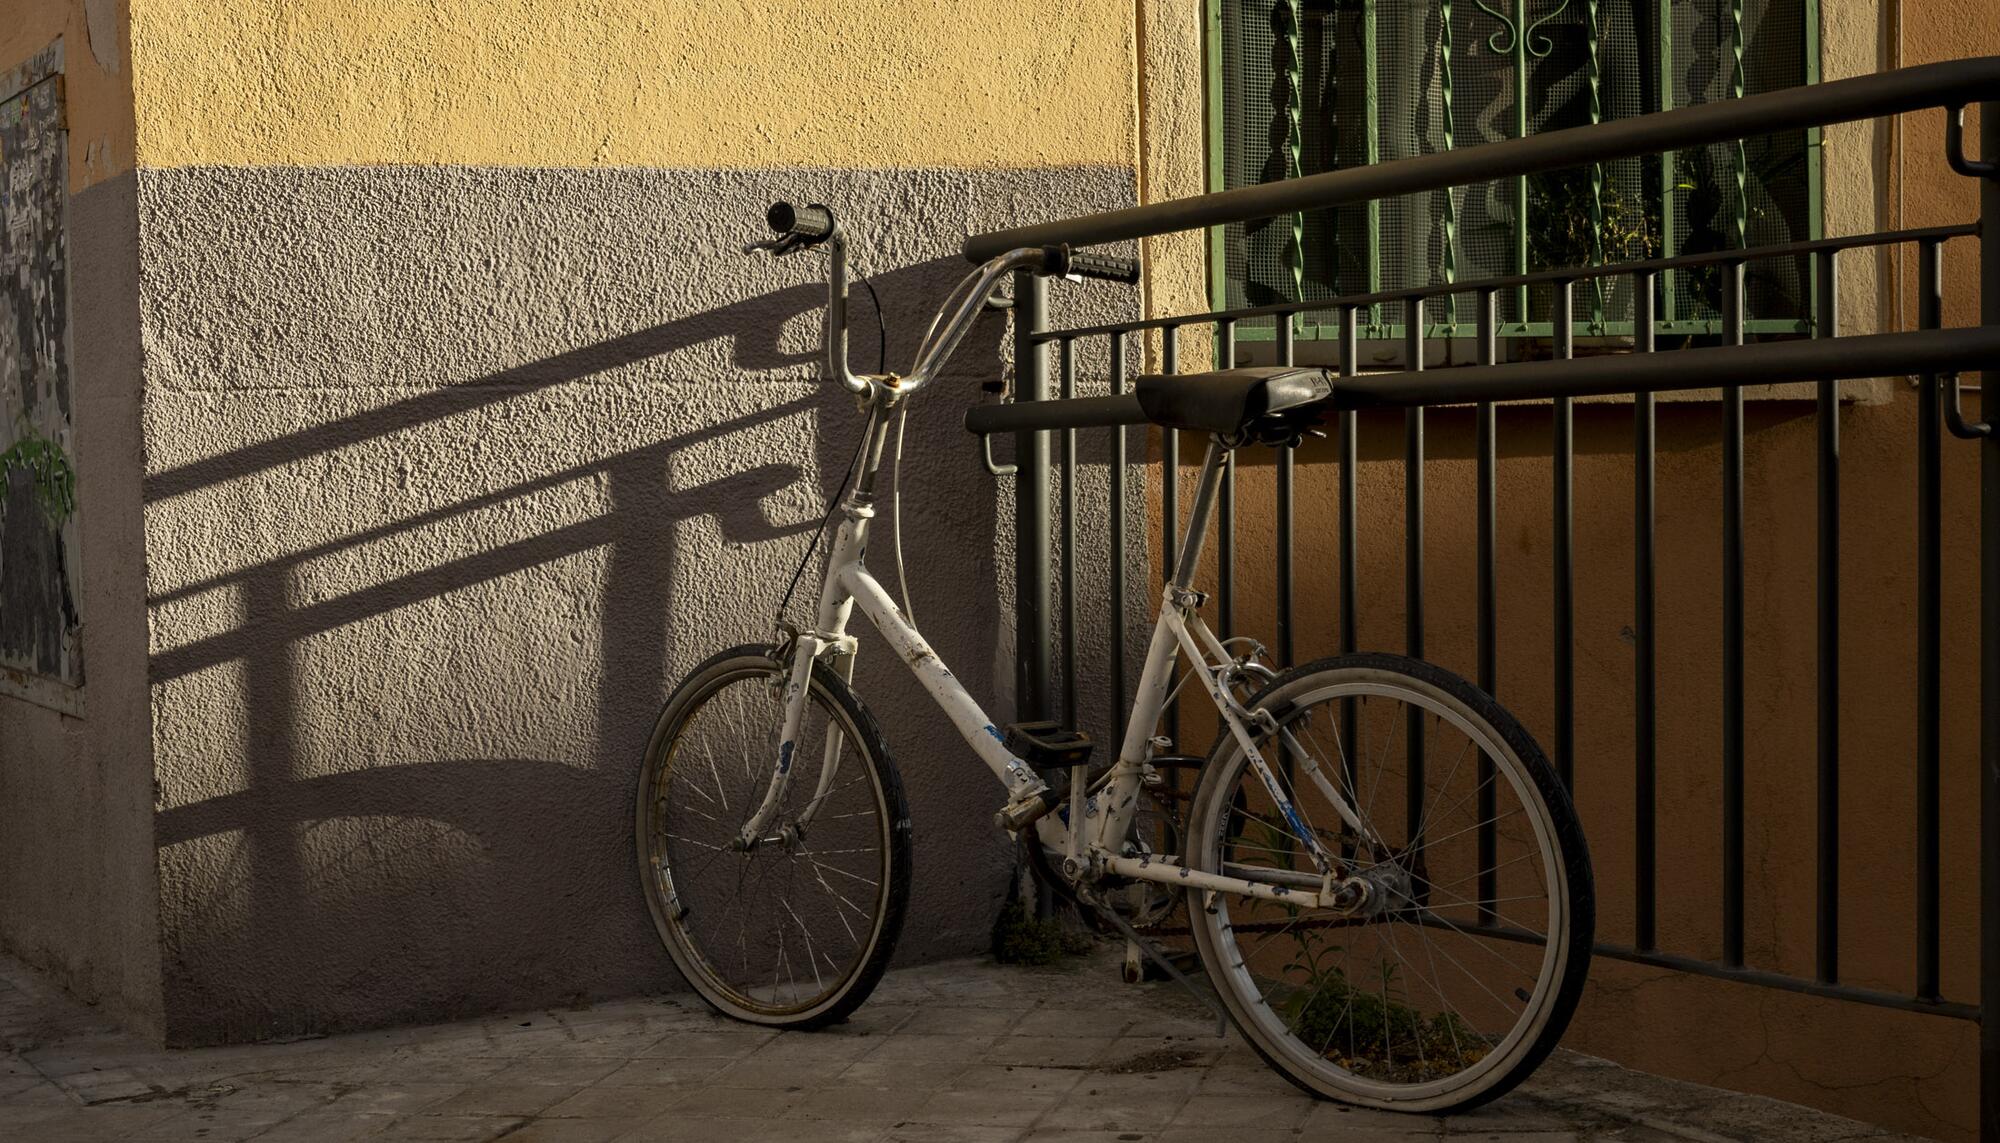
xmin=1144 ymin=3 xmax=1998 ymax=1138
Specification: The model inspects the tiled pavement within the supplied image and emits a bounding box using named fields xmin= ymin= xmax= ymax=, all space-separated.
xmin=0 ymin=948 xmax=1920 ymax=1142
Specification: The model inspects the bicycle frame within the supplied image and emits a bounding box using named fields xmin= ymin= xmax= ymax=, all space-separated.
xmin=738 ymin=399 xmax=1374 ymax=914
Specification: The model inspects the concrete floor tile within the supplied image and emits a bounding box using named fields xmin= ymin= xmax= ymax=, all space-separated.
xmin=1006 ymin=1006 xmax=1134 ymax=1038
xmin=1170 ymin=1090 xmax=1313 ymax=1130
xmin=1043 ymin=1088 xmax=1189 ymax=1132
xmin=1156 ymin=1131 xmax=1318 ymax=1143
xmin=325 ymin=1082 xmax=469 ymax=1115
xmin=360 ymin=1115 xmax=529 ymax=1141
xmin=492 ymin=1115 xmax=652 ymax=1142
xmin=366 ymin=1056 xmax=513 ymax=1085
xmin=742 ymin=1031 xmax=882 ymax=1065
xmin=623 ymin=1114 xmax=883 ymax=1143
xmin=911 ymin=1085 xmax=1070 ymax=1128
xmin=1303 ymin=1100 xmax=1447 ymax=1138
xmin=666 ymin=1084 xmax=808 ymax=1119
xmin=950 ymin=1065 xmax=1087 ymax=1096
xmin=982 ymin=1036 xmax=1116 ymax=1068
xmin=541 ymin=1085 xmax=684 ymax=1120
xmin=479 ymin=1058 xmax=624 ymax=1088
xmin=634 ymin=1030 xmax=775 ymax=1059
xmin=253 ymin=1109 xmax=399 ymax=1141
xmin=878 ymin=1128 xmax=1021 ymax=1143
xmin=592 ymin=1058 xmax=730 ymax=1088
xmin=862 ymin=1034 xmax=1000 ymax=1062
xmin=835 ymin=1058 xmax=972 ymax=1090
xmin=124 ymin=1107 xmax=304 ymax=1141
xmin=421 ymin=1083 xmax=580 ymax=1119
xmin=703 ymin=1057 xmax=821 ymax=1090
xmin=790 ymin=1083 xmax=934 ymax=1124
xmin=898 ymin=1007 xmax=1027 ymax=1036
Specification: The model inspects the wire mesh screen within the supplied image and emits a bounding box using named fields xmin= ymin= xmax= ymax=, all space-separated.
xmin=1216 ymin=0 xmax=1816 ymax=333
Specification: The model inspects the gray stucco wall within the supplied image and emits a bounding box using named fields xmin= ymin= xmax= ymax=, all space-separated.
xmin=0 ymin=172 xmax=162 ymax=1037
xmin=134 ymin=166 xmax=1139 ymax=1044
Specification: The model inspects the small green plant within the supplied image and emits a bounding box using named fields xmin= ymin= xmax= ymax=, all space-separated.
xmin=0 ymin=421 xmax=76 ymax=529
xmin=1526 ymin=169 xmax=1658 ymax=275
xmin=991 ymin=901 xmax=1094 ymax=966
xmin=1275 ymin=929 xmax=1486 ymax=1082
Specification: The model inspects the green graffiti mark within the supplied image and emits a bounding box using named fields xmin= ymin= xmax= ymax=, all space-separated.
xmin=1 ymin=420 xmax=76 ymax=528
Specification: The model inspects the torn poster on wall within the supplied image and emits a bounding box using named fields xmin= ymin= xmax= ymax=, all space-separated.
xmin=0 ymin=38 xmax=80 ymax=695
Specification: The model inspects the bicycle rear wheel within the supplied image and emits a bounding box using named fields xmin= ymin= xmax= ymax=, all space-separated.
xmin=636 ymin=644 xmax=911 ymax=1028
xmin=1187 ymin=652 xmax=1593 ymax=1113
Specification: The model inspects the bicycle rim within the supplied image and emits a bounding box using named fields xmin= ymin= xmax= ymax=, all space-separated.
xmin=637 ymin=651 xmax=906 ymax=1026
xmin=1189 ymin=655 xmax=1591 ymax=1112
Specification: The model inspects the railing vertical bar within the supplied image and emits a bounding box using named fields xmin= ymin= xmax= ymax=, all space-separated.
xmin=1977 ymin=98 xmax=1999 ymax=1143
xmin=1059 ymin=336 xmax=1078 ymax=729
xmin=1554 ymin=280 xmax=1576 ymax=792
xmin=1339 ymin=305 xmax=1360 ymax=798
xmin=1109 ymin=332 xmax=1128 ymax=745
xmin=1013 ymin=269 xmax=1052 ymax=724
xmin=1723 ymin=258 xmax=1747 ymax=970
xmin=1405 ymin=296 xmax=1426 ymax=842
xmin=1916 ymin=238 xmax=1943 ymax=1004
xmin=1813 ymin=249 xmax=1840 ymax=985
xmin=1163 ymin=325 xmax=1181 ymax=749
xmin=1277 ymin=317 xmax=1297 ymax=667
xmin=1634 ymin=269 xmax=1659 ymax=953
xmin=1219 ymin=319 xmax=1238 ymax=638
xmin=1476 ymin=287 xmax=1499 ymax=926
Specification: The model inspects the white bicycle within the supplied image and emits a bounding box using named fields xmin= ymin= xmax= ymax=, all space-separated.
xmin=635 ymin=202 xmax=1594 ymax=1112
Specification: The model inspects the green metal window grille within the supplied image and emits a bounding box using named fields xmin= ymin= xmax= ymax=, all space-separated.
xmin=1206 ymin=0 xmax=1823 ymax=340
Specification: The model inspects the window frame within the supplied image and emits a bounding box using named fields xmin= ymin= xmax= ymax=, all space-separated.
xmin=1202 ymin=0 xmax=1825 ymax=347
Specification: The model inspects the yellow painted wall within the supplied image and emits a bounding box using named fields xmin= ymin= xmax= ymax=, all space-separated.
xmin=0 ymin=0 xmax=134 ymax=191
xmin=126 ymin=0 xmax=1136 ymax=170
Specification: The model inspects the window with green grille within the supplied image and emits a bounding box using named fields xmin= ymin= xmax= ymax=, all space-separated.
xmin=1208 ymin=0 xmax=1822 ymax=337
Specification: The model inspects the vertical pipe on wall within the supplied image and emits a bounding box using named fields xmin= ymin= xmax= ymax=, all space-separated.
xmin=1014 ymin=270 xmax=1052 ymax=723
xmin=1634 ymin=269 xmax=1659 ymax=953
xmin=1813 ymin=249 xmax=1840 ymax=986
xmin=1405 ymin=296 xmax=1426 ymax=843
xmin=1916 ymin=239 xmax=1942 ymax=1004
xmin=1977 ymin=99 xmax=2000 ymax=1143
xmin=1476 ymin=287 xmax=1498 ymax=925
xmin=1339 ymin=305 xmax=1360 ymax=797
xmin=1722 ymin=259 xmax=1747 ymax=970
xmin=1553 ymin=280 xmax=1575 ymax=792
xmin=1277 ymin=316 xmax=1296 ymax=668
xmin=1219 ymin=319 xmax=1238 ymax=639
xmin=1110 ymin=332 xmax=1129 ymax=745
xmin=1059 ymin=337 xmax=1078 ymax=729
xmin=1163 ymin=325 xmax=1182 ymax=750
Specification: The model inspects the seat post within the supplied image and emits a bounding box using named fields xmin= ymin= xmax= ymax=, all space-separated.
xmin=1169 ymin=438 xmax=1229 ymax=592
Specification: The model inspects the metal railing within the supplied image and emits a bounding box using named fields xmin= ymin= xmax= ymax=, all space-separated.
xmin=966 ymin=57 xmax=2000 ymax=1142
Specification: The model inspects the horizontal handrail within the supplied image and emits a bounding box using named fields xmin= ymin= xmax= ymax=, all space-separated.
xmin=963 ymin=326 xmax=2000 ymax=434
xmin=1026 ymin=225 xmax=1980 ymax=342
xmin=964 ymin=56 xmax=2000 ymax=261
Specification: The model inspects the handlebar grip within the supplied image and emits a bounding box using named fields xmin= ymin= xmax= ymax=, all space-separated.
xmin=1037 ymin=244 xmax=1140 ymax=285
xmin=767 ymin=201 xmax=836 ymax=244
xmin=1064 ymin=249 xmax=1141 ymax=284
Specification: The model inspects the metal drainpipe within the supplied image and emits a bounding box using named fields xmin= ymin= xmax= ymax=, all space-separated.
xmin=1979 ymin=99 xmax=1999 ymax=1143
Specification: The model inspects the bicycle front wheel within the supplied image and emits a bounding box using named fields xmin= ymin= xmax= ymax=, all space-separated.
xmin=636 ymin=644 xmax=911 ymax=1028
xmin=1187 ymin=652 xmax=1593 ymax=1113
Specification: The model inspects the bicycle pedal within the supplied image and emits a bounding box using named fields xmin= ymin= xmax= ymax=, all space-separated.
xmin=1003 ymin=721 xmax=1095 ymax=771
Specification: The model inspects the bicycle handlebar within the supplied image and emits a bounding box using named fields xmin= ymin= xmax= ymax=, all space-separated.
xmin=1039 ymin=245 xmax=1141 ymax=284
xmin=752 ymin=201 xmax=1139 ymax=400
xmin=767 ymin=201 xmax=837 ymax=246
